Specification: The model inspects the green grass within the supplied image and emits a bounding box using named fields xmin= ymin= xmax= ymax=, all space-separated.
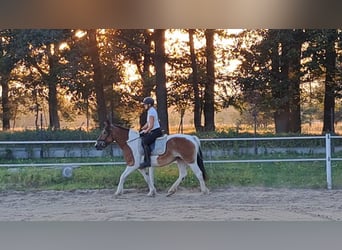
xmin=0 ymin=159 xmax=341 ymax=191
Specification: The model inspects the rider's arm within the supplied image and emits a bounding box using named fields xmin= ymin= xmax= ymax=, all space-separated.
xmin=141 ymin=123 xmax=148 ymax=131
xmin=142 ymin=116 xmax=154 ymax=134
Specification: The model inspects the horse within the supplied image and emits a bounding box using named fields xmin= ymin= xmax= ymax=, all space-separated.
xmin=94 ymin=120 xmax=209 ymax=197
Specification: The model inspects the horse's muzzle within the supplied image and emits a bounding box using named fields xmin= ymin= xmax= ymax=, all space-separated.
xmin=95 ymin=141 xmax=106 ymax=150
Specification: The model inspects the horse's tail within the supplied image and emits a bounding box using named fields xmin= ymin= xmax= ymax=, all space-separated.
xmin=193 ymin=136 xmax=207 ymax=181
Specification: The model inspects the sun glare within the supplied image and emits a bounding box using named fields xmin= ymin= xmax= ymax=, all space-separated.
xmin=166 ymin=29 xmax=205 ymax=50
xmin=123 ymin=61 xmax=140 ymax=82
xmin=75 ymin=29 xmax=87 ymax=38
xmin=59 ymin=42 xmax=69 ymax=50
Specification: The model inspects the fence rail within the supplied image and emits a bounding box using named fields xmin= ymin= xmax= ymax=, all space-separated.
xmin=1 ymin=134 xmax=342 ymax=189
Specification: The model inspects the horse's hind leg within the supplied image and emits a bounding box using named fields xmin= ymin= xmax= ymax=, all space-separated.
xmin=166 ymin=160 xmax=187 ymax=197
xmin=138 ymin=168 xmax=157 ymax=197
xmin=188 ymin=162 xmax=209 ymax=195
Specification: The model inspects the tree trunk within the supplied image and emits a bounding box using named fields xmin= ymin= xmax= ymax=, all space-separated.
xmin=1 ymin=75 xmax=10 ymax=130
xmin=0 ymin=30 xmax=14 ymax=131
xmin=270 ymin=30 xmax=290 ymax=134
xmin=139 ymin=30 xmax=153 ymax=128
xmin=288 ymin=30 xmax=303 ymax=133
xmin=88 ymin=29 xmax=107 ymax=129
xmin=204 ymin=29 xmax=216 ymax=132
xmin=47 ymin=80 xmax=60 ymax=130
xmin=322 ymin=30 xmax=337 ymax=134
xmin=142 ymin=29 xmax=154 ymax=98
xmin=189 ymin=29 xmax=203 ymax=132
xmin=274 ymin=111 xmax=290 ymax=133
xmin=47 ymin=54 xmax=60 ymax=130
xmin=154 ymin=29 xmax=169 ymax=134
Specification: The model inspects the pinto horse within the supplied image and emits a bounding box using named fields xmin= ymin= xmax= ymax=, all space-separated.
xmin=94 ymin=120 xmax=209 ymax=197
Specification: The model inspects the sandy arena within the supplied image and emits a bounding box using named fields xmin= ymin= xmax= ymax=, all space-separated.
xmin=1 ymin=187 xmax=342 ymax=221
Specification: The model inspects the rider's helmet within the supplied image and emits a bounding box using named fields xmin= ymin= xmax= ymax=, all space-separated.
xmin=142 ymin=97 xmax=154 ymax=106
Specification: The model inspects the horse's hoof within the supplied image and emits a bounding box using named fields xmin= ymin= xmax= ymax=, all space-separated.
xmin=147 ymin=189 xmax=156 ymax=197
xmin=201 ymin=189 xmax=210 ymax=195
xmin=166 ymin=190 xmax=176 ymax=197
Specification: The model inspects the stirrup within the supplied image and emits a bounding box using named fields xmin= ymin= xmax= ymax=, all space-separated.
xmin=139 ymin=158 xmax=151 ymax=169
xmin=139 ymin=161 xmax=151 ymax=169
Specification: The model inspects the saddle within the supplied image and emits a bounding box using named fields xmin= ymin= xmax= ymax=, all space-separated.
xmin=150 ymin=134 xmax=168 ymax=155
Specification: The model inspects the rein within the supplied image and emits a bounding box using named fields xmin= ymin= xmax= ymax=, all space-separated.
xmin=127 ymin=131 xmax=144 ymax=143
xmin=126 ymin=136 xmax=141 ymax=143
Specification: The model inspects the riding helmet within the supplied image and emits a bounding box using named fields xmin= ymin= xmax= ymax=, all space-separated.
xmin=142 ymin=97 xmax=154 ymax=106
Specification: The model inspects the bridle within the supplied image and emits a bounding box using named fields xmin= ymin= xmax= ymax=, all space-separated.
xmin=96 ymin=127 xmax=115 ymax=148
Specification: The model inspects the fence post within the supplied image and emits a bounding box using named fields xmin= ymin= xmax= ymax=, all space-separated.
xmin=325 ymin=133 xmax=332 ymax=190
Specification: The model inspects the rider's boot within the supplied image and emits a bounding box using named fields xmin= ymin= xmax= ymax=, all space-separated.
xmin=139 ymin=144 xmax=151 ymax=169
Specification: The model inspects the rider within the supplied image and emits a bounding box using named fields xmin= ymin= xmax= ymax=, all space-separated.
xmin=139 ymin=97 xmax=163 ymax=168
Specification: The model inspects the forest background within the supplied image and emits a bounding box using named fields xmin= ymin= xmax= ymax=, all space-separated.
xmin=1 ymin=29 xmax=342 ymax=136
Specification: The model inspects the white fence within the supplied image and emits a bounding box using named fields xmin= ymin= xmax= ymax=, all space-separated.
xmin=202 ymin=134 xmax=333 ymax=190
xmin=0 ymin=134 xmax=341 ymax=189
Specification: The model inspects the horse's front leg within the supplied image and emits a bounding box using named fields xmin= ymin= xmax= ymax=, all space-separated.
xmin=149 ymin=167 xmax=155 ymax=188
xmin=115 ymin=166 xmax=137 ymax=196
xmin=138 ymin=167 xmax=157 ymax=197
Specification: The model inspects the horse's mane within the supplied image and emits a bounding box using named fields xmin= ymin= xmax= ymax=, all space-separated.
xmin=112 ymin=123 xmax=130 ymax=131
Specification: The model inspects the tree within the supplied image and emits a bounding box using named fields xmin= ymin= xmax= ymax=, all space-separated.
xmin=189 ymin=29 xmax=203 ymax=132
xmin=154 ymin=29 xmax=169 ymax=133
xmin=322 ymin=29 xmax=338 ymax=133
xmin=46 ymin=45 xmax=61 ymax=130
xmin=20 ymin=29 xmax=73 ymax=130
xmin=269 ymin=29 xmax=305 ymax=133
xmin=116 ymin=29 xmax=154 ymax=97
xmin=233 ymin=30 xmax=305 ymax=134
xmin=204 ymin=29 xmax=216 ymax=131
xmin=61 ymin=31 xmax=95 ymax=131
xmin=0 ymin=69 xmax=11 ymax=130
xmin=303 ymin=29 xmax=341 ymax=134
xmin=87 ymin=29 xmax=107 ymax=128
xmin=113 ymin=29 xmax=154 ymax=126
xmin=0 ymin=30 xmax=21 ymax=130
xmin=269 ymin=29 xmax=304 ymax=133
xmin=287 ymin=30 xmax=304 ymax=133
xmin=0 ymin=55 xmax=11 ymax=130
xmin=165 ymin=29 xmax=202 ymax=133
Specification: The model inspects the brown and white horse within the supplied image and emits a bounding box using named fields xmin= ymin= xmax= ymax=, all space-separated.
xmin=95 ymin=120 xmax=209 ymax=197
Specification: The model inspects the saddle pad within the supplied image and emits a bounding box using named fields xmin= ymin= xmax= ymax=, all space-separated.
xmin=151 ymin=134 xmax=167 ymax=155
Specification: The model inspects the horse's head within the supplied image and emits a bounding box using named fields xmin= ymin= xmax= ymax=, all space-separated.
xmin=95 ymin=120 xmax=115 ymax=150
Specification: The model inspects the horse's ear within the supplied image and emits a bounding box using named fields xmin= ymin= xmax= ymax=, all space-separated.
xmin=104 ymin=119 xmax=111 ymax=128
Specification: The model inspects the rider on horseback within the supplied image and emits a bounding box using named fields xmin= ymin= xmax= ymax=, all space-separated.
xmin=139 ymin=97 xmax=163 ymax=168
